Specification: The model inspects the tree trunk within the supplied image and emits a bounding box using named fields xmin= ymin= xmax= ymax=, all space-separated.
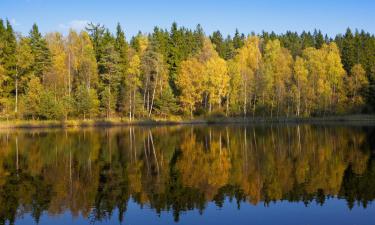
xmin=149 ymin=85 xmax=156 ymax=118
xmin=133 ymin=90 xmax=136 ymax=120
xmin=149 ymin=71 xmax=159 ymax=118
xmin=129 ymin=91 xmax=132 ymax=121
xmin=147 ymin=90 xmax=150 ymax=114
xmin=226 ymin=95 xmax=229 ymax=116
xmin=107 ymin=87 xmax=111 ymax=119
xmin=244 ymin=82 xmax=247 ymax=118
xmin=252 ymin=94 xmax=257 ymax=118
xmin=15 ymin=73 xmax=18 ymax=114
xmin=68 ymin=53 xmax=71 ymax=96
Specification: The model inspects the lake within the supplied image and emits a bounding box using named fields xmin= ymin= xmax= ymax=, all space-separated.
xmin=0 ymin=124 xmax=375 ymax=225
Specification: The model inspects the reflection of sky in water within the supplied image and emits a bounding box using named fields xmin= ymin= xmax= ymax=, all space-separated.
xmin=15 ymin=198 xmax=375 ymax=225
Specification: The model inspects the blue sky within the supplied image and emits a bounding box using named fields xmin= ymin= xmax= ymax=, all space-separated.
xmin=1 ymin=0 xmax=374 ymax=38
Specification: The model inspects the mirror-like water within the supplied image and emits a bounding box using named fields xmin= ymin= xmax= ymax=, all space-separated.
xmin=0 ymin=124 xmax=374 ymax=225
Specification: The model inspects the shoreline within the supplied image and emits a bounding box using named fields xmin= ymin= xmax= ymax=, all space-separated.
xmin=1 ymin=115 xmax=375 ymax=129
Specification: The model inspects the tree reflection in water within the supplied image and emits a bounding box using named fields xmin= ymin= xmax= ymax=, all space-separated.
xmin=0 ymin=125 xmax=374 ymax=224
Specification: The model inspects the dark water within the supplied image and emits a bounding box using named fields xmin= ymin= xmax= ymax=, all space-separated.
xmin=1 ymin=124 xmax=375 ymax=225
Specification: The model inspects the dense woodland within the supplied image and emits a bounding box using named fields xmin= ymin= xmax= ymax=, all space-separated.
xmin=0 ymin=19 xmax=375 ymax=120
xmin=0 ymin=126 xmax=374 ymax=223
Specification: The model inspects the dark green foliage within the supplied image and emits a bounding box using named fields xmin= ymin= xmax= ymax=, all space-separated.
xmin=335 ymin=28 xmax=375 ymax=110
xmin=0 ymin=19 xmax=17 ymax=97
xmin=313 ymin=29 xmax=324 ymax=48
xmin=340 ymin=28 xmax=356 ymax=73
xmin=115 ymin=23 xmax=129 ymax=71
xmin=87 ymin=26 xmax=120 ymax=116
xmin=74 ymin=85 xmax=99 ymax=119
xmin=3 ymin=20 xmax=17 ymax=79
xmin=233 ymin=29 xmax=245 ymax=49
xmin=210 ymin=30 xmax=236 ymax=60
xmin=155 ymin=85 xmax=179 ymax=116
xmin=28 ymin=23 xmax=51 ymax=79
xmin=278 ymin=31 xmax=302 ymax=58
xmin=38 ymin=90 xmax=64 ymax=120
xmin=301 ymin=31 xmax=315 ymax=49
xmin=86 ymin=22 xmax=106 ymax=63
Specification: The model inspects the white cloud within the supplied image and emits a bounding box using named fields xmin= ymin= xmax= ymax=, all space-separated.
xmin=10 ymin=18 xmax=20 ymax=27
xmin=70 ymin=20 xmax=90 ymax=30
xmin=59 ymin=20 xmax=90 ymax=32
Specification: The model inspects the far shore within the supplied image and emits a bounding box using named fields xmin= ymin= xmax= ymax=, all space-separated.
xmin=1 ymin=114 xmax=375 ymax=129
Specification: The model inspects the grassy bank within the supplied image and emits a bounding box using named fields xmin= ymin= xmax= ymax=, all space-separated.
xmin=0 ymin=118 xmax=207 ymax=129
xmin=206 ymin=114 xmax=375 ymax=124
xmin=1 ymin=114 xmax=375 ymax=129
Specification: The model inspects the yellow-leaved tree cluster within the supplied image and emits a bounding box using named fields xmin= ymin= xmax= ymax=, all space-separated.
xmin=177 ymin=36 xmax=368 ymax=117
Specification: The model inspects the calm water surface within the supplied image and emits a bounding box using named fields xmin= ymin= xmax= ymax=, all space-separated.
xmin=0 ymin=124 xmax=375 ymax=225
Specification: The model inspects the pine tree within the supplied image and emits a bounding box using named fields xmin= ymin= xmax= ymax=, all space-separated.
xmin=29 ymin=23 xmax=51 ymax=81
xmin=115 ymin=23 xmax=128 ymax=72
xmin=3 ymin=20 xmax=17 ymax=86
xmin=341 ymin=28 xmax=356 ymax=73
xmin=85 ymin=22 xmax=105 ymax=62
xmin=314 ymin=29 xmax=324 ymax=48
xmin=301 ymin=31 xmax=315 ymax=49
xmin=154 ymin=84 xmax=179 ymax=117
xmin=279 ymin=31 xmax=302 ymax=58
xmin=210 ymin=31 xmax=225 ymax=58
xmin=233 ymin=29 xmax=244 ymax=49
xmin=97 ymin=30 xmax=120 ymax=118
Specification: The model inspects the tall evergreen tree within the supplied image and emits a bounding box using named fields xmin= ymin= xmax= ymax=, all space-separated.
xmin=115 ymin=23 xmax=128 ymax=69
xmin=98 ymin=30 xmax=120 ymax=118
xmin=313 ymin=29 xmax=324 ymax=48
xmin=29 ymin=23 xmax=51 ymax=81
xmin=210 ymin=30 xmax=225 ymax=59
xmin=341 ymin=28 xmax=356 ymax=73
xmin=233 ymin=29 xmax=245 ymax=49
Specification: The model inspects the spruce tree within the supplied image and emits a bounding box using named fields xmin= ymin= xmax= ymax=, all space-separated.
xmin=210 ymin=31 xmax=225 ymax=58
xmin=115 ymin=23 xmax=128 ymax=68
xmin=314 ymin=29 xmax=324 ymax=48
xmin=98 ymin=30 xmax=120 ymax=117
xmin=341 ymin=28 xmax=356 ymax=73
xmin=29 ymin=23 xmax=51 ymax=80
xmin=301 ymin=31 xmax=315 ymax=49
xmin=233 ymin=29 xmax=244 ymax=49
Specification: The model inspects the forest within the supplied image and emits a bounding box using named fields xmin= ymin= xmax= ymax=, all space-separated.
xmin=0 ymin=18 xmax=375 ymax=120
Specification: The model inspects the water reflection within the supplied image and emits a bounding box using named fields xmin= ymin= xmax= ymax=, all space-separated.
xmin=0 ymin=125 xmax=374 ymax=224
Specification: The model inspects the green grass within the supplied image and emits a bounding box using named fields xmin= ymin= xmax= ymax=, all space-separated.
xmin=206 ymin=114 xmax=375 ymax=124
xmin=0 ymin=114 xmax=375 ymax=129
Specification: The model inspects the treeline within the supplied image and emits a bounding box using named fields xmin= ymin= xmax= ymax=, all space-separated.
xmin=0 ymin=19 xmax=375 ymax=120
